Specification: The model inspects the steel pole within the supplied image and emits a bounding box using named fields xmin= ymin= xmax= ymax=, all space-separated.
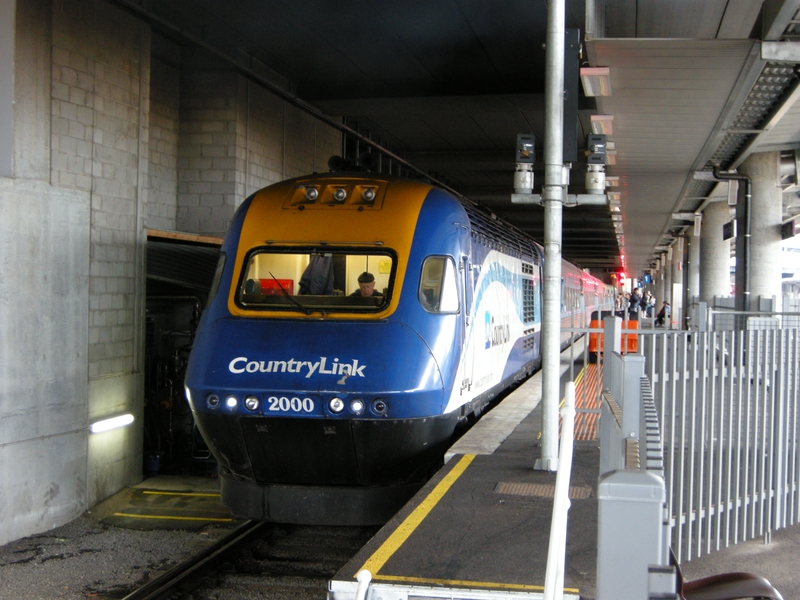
xmin=535 ymin=0 xmax=565 ymax=471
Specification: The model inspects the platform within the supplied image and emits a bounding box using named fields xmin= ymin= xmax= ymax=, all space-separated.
xmin=330 ymin=340 xmax=599 ymax=600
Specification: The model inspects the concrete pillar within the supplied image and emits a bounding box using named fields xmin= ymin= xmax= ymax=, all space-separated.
xmin=739 ymin=151 xmax=783 ymax=312
xmin=671 ymin=238 xmax=684 ymax=328
xmin=687 ymin=228 xmax=700 ymax=304
xmin=655 ymin=258 xmax=665 ymax=307
xmin=664 ymin=251 xmax=673 ymax=307
xmin=13 ymin=0 xmax=50 ymax=180
xmin=0 ymin=0 xmax=15 ymax=176
xmin=700 ymin=199 xmax=732 ymax=302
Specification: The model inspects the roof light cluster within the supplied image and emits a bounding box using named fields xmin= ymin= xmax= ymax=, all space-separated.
xmin=292 ymin=182 xmax=381 ymax=208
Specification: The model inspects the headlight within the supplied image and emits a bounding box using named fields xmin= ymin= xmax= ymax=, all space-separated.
xmin=329 ymin=397 xmax=345 ymax=413
xmin=371 ymin=398 xmax=388 ymax=416
xmin=206 ymin=394 xmax=220 ymax=408
xmin=332 ymin=187 xmax=347 ymax=202
xmin=350 ymin=399 xmax=365 ymax=415
xmin=244 ymin=395 xmax=260 ymax=411
xmin=224 ymin=395 xmax=238 ymax=410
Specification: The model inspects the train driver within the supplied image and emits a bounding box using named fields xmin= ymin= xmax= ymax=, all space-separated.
xmin=350 ymin=272 xmax=382 ymax=297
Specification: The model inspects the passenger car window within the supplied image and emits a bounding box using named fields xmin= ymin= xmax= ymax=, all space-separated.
xmin=419 ymin=256 xmax=459 ymax=313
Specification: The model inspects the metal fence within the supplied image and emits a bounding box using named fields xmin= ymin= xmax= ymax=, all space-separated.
xmin=637 ymin=315 xmax=800 ymax=562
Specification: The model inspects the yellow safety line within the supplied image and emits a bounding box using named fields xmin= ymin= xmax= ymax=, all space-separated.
xmin=113 ymin=512 xmax=232 ymax=522
xmin=373 ymin=573 xmax=579 ymax=594
xmin=359 ymin=454 xmax=475 ymax=575
xmin=556 ymin=365 xmax=586 ymax=410
xmin=573 ymin=365 xmax=586 ymax=386
xmin=141 ymin=490 xmax=221 ymax=497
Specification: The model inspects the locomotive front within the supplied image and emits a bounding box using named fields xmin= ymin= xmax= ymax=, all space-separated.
xmin=185 ymin=174 xmax=470 ymax=525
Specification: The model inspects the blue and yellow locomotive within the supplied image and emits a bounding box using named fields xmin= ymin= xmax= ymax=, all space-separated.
xmin=185 ymin=172 xmax=611 ymax=524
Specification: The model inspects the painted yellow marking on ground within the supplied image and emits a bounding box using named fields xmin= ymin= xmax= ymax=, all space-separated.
xmin=141 ymin=491 xmax=221 ymax=497
xmin=359 ymin=454 xmax=475 ymax=575
xmin=562 ymin=365 xmax=586 ymax=408
xmin=573 ymin=365 xmax=586 ymax=387
xmin=113 ymin=512 xmax=232 ymax=522
xmin=373 ymin=573 xmax=579 ymax=594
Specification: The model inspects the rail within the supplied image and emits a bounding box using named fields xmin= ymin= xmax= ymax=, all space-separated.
xmin=122 ymin=520 xmax=266 ymax=600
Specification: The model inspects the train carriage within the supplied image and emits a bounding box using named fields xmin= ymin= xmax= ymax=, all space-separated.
xmin=184 ymin=172 xmax=613 ymax=525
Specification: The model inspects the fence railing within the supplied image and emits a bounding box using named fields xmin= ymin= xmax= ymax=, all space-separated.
xmin=636 ymin=317 xmax=800 ymax=562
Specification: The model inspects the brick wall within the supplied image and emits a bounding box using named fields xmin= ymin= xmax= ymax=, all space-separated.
xmin=244 ymin=82 xmax=285 ymax=194
xmin=147 ymin=37 xmax=180 ymax=231
xmin=176 ymin=54 xmax=342 ymax=236
xmin=51 ymin=0 xmax=149 ymax=381
xmin=176 ymin=68 xmax=243 ymax=237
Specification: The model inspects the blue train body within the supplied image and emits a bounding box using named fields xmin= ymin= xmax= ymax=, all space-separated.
xmin=184 ymin=173 xmax=612 ymax=524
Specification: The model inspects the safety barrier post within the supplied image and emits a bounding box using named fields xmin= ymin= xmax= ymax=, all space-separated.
xmin=597 ymin=347 xmax=668 ymax=600
xmin=354 ymin=569 xmax=372 ymax=600
xmin=596 ymin=469 xmax=667 ymax=600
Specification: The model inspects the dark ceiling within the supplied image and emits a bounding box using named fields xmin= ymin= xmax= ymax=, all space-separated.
xmin=118 ymin=0 xmax=800 ymax=278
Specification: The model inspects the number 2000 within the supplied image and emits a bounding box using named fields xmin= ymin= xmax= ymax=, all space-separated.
xmin=267 ymin=396 xmax=314 ymax=413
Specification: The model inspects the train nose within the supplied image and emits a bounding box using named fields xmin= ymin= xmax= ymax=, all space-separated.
xmin=187 ymin=318 xmax=446 ymax=418
xmin=186 ymin=318 xmax=457 ymax=492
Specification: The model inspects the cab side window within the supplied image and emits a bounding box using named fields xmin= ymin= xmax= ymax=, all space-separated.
xmin=419 ymin=256 xmax=459 ymax=313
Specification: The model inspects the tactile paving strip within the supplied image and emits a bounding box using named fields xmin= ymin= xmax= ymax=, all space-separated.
xmin=494 ymin=482 xmax=592 ymax=499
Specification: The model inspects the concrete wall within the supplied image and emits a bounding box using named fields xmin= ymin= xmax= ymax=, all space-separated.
xmin=0 ymin=0 xmax=342 ymax=545
xmin=0 ymin=179 xmax=90 ymax=544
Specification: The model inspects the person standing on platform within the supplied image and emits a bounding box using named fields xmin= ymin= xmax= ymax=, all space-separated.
xmin=629 ymin=287 xmax=644 ymax=315
xmin=656 ymin=301 xmax=670 ymax=327
xmin=645 ymin=292 xmax=655 ymax=317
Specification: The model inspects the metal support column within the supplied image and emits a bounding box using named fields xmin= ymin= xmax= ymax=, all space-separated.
xmin=535 ymin=0 xmax=566 ymax=471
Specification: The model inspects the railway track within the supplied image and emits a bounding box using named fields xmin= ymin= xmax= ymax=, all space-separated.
xmin=122 ymin=520 xmax=379 ymax=600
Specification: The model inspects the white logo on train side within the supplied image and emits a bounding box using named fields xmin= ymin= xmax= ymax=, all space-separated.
xmin=228 ymin=356 xmax=366 ymax=378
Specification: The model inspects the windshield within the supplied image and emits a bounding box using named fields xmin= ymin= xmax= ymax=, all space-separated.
xmin=237 ymin=249 xmax=395 ymax=313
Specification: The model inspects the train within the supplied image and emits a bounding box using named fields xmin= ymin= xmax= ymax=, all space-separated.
xmin=184 ymin=170 xmax=615 ymax=525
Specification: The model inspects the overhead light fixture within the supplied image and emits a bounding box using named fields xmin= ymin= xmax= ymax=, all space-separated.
xmin=90 ymin=413 xmax=134 ymax=433
xmin=606 ymin=150 xmax=617 ymax=165
xmin=580 ymin=67 xmax=612 ymax=97
xmin=605 ymin=176 xmax=619 ymax=187
xmin=607 ymin=191 xmax=621 ymax=202
xmin=590 ymin=114 xmax=614 ymax=135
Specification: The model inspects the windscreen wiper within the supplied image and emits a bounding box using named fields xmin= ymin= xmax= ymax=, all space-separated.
xmin=269 ymin=272 xmax=312 ymax=315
